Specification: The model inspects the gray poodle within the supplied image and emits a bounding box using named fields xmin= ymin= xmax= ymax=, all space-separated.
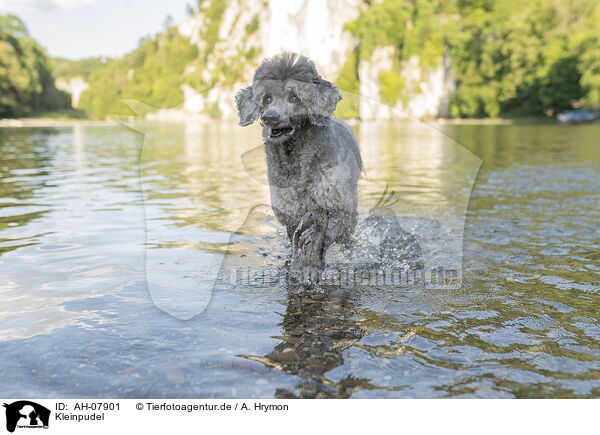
xmin=235 ymin=52 xmax=362 ymax=285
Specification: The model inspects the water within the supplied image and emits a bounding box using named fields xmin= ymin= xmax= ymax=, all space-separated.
xmin=0 ymin=121 xmax=598 ymax=398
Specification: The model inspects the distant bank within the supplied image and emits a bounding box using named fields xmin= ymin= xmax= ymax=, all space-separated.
xmin=0 ymin=117 xmax=564 ymax=128
xmin=0 ymin=118 xmax=118 ymax=128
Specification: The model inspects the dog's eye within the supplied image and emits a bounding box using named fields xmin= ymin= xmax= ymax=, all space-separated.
xmin=263 ymin=95 xmax=272 ymax=105
xmin=288 ymin=94 xmax=300 ymax=103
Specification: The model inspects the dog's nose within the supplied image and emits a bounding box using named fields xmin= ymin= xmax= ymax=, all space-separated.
xmin=261 ymin=111 xmax=279 ymax=126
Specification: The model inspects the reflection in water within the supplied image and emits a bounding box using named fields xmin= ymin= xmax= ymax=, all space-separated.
xmin=0 ymin=122 xmax=599 ymax=398
xmin=227 ymin=189 xmax=429 ymax=397
xmin=0 ymin=128 xmax=55 ymax=255
xmin=245 ymin=288 xmax=366 ymax=399
xmin=0 ymin=126 xmax=146 ymax=341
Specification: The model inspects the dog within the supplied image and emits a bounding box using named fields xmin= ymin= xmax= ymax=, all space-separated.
xmin=235 ymin=52 xmax=362 ymax=285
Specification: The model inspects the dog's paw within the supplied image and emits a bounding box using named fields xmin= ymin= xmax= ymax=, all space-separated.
xmin=297 ymin=223 xmax=316 ymax=246
xmin=292 ymin=209 xmax=322 ymax=250
xmin=287 ymin=266 xmax=323 ymax=288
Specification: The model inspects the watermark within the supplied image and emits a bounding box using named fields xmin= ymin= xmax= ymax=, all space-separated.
xmin=120 ymin=83 xmax=481 ymax=320
xmin=214 ymin=264 xmax=459 ymax=289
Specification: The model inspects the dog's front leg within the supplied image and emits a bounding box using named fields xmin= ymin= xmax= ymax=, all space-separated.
xmin=290 ymin=207 xmax=327 ymax=285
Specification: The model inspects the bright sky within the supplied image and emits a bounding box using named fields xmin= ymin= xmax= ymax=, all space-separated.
xmin=0 ymin=0 xmax=191 ymax=59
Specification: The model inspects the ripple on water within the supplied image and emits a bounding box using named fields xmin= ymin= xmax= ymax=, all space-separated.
xmin=0 ymin=123 xmax=599 ymax=398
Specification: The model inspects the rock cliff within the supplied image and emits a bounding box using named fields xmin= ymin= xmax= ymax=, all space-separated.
xmin=173 ymin=0 xmax=453 ymax=121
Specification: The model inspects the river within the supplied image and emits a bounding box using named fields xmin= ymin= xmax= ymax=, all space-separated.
xmin=0 ymin=121 xmax=598 ymax=398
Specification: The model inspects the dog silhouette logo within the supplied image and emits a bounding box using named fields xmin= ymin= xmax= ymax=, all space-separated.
xmin=3 ymin=401 xmax=50 ymax=432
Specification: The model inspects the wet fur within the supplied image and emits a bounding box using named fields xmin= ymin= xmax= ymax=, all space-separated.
xmin=235 ymin=53 xmax=362 ymax=285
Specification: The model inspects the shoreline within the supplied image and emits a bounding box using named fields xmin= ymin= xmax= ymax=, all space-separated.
xmin=432 ymin=117 xmax=552 ymax=125
xmin=0 ymin=116 xmax=562 ymax=128
xmin=0 ymin=118 xmax=120 ymax=128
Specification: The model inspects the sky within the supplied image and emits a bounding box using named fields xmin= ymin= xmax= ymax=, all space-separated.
xmin=0 ymin=0 xmax=192 ymax=59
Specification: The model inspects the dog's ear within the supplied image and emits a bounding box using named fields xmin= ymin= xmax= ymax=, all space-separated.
xmin=299 ymin=78 xmax=342 ymax=127
xmin=235 ymin=85 xmax=259 ymax=126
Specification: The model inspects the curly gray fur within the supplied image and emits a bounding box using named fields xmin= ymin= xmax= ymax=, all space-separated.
xmin=235 ymin=53 xmax=362 ymax=285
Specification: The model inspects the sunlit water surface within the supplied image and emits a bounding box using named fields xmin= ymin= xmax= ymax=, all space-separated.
xmin=0 ymin=121 xmax=598 ymax=398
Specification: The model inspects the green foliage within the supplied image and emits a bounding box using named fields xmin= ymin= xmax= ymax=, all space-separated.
xmin=335 ymin=50 xmax=360 ymax=119
xmin=346 ymin=0 xmax=412 ymax=60
xmin=378 ymin=68 xmax=406 ymax=106
xmin=206 ymin=101 xmax=222 ymax=119
xmin=347 ymin=0 xmax=448 ymax=109
xmin=346 ymin=0 xmax=600 ymax=117
xmin=51 ymin=57 xmax=105 ymax=80
xmin=197 ymin=0 xmax=227 ymax=60
xmin=78 ymin=27 xmax=198 ymax=119
xmin=576 ymin=2 xmax=600 ymax=107
xmin=579 ymin=43 xmax=600 ymax=107
xmin=448 ymin=0 xmax=598 ymax=117
xmin=183 ymin=1 xmax=260 ymax=94
xmin=0 ymin=14 xmax=71 ymax=117
xmin=72 ymin=0 xmax=260 ymax=119
xmin=245 ymin=15 xmax=259 ymax=35
xmin=401 ymin=0 xmax=445 ymax=70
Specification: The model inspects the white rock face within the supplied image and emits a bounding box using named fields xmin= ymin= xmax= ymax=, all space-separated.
xmin=181 ymin=84 xmax=205 ymax=113
xmin=179 ymin=0 xmax=362 ymax=78
xmin=178 ymin=1 xmax=266 ymax=82
xmin=178 ymin=1 xmax=266 ymax=121
xmin=396 ymin=51 xmax=454 ymax=119
xmin=260 ymin=0 xmax=362 ymax=79
xmin=359 ymin=47 xmax=454 ymax=120
xmin=55 ymin=76 xmax=89 ymax=108
xmin=358 ymin=46 xmax=395 ymax=120
xmin=176 ymin=0 xmax=362 ymax=121
xmin=176 ymin=1 xmax=453 ymax=120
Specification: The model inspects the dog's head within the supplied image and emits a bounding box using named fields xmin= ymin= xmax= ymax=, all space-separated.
xmin=235 ymin=52 xmax=342 ymax=143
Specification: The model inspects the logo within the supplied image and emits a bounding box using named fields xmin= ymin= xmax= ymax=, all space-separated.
xmin=3 ymin=401 xmax=50 ymax=432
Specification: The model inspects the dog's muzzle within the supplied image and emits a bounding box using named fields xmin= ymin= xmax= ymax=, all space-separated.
xmin=261 ymin=110 xmax=294 ymax=139
xmin=269 ymin=126 xmax=294 ymax=138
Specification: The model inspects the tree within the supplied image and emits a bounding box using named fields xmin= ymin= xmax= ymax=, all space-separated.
xmin=0 ymin=14 xmax=70 ymax=117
